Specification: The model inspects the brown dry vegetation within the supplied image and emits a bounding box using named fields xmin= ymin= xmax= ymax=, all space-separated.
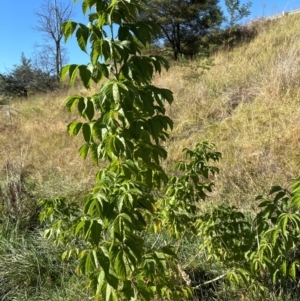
xmin=155 ymin=15 xmax=300 ymax=210
xmin=0 ymin=87 xmax=98 ymax=201
xmin=1 ymin=14 xmax=300 ymax=212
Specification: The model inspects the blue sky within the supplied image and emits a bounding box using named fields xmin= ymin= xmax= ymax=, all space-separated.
xmin=0 ymin=0 xmax=299 ymax=73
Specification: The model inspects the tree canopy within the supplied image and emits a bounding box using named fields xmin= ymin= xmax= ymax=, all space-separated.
xmin=141 ymin=0 xmax=224 ymax=59
xmin=225 ymin=0 xmax=252 ymax=28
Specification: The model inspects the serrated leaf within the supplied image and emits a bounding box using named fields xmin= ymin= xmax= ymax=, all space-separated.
xmin=75 ymin=220 xmax=86 ymax=236
xmin=89 ymin=143 xmax=99 ymax=165
xmin=289 ymin=262 xmax=296 ymax=278
xmin=91 ymin=63 xmax=107 ymax=82
xmin=82 ymin=0 xmax=89 ymax=14
xmin=78 ymin=96 xmax=86 ymax=115
xmin=62 ymin=21 xmax=78 ymax=43
xmin=118 ymin=25 xmax=129 ymax=40
xmin=90 ymin=221 xmax=102 ymax=245
xmin=136 ymin=280 xmax=152 ymax=301
xmin=82 ymin=123 xmax=92 ymax=142
xmin=124 ymin=234 xmax=143 ymax=262
xmin=258 ymin=200 xmax=270 ymax=208
xmin=281 ymin=260 xmax=287 ymax=275
xmin=121 ymin=280 xmax=135 ymax=300
xmin=115 ymin=251 xmax=127 ymax=279
xmin=106 ymin=135 xmax=120 ymax=158
xmin=112 ymin=83 xmax=119 ymax=101
xmin=68 ymin=121 xmax=83 ymax=136
xmin=100 ymin=280 xmax=111 ymax=301
xmin=93 ymin=269 xmax=105 ymax=298
xmin=273 ymin=191 xmax=286 ymax=203
xmin=61 ymin=65 xmax=70 ymax=80
xmin=78 ymin=249 xmax=96 ymax=275
xmin=79 ymin=143 xmax=90 ymax=159
xmin=83 ymin=98 xmax=95 ymax=121
xmin=76 ymin=24 xmax=90 ymax=53
xmin=65 ymin=95 xmax=82 ymax=112
xmin=110 ymin=290 xmax=118 ymax=301
xmin=269 ymin=185 xmax=284 ymax=195
xmin=106 ymin=271 xmax=119 ymax=290
xmin=160 ymin=88 xmax=174 ymax=104
xmin=98 ymin=247 xmax=110 ymax=274
xmin=279 ymin=214 xmax=288 ymax=237
xmin=69 ymin=64 xmax=79 ymax=87
xmin=78 ymin=65 xmax=92 ymax=89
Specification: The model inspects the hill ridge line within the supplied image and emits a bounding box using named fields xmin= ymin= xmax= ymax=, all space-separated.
xmin=265 ymin=8 xmax=300 ymax=20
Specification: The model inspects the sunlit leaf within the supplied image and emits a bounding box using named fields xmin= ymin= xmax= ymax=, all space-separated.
xmin=67 ymin=121 xmax=83 ymax=136
xmin=78 ymin=65 xmax=92 ymax=89
xmin=79 ymin=143 xmax=90 ymax=159
xmin=115 ymin=251 xmax=127 ymax=279
xmin=76 ymin=24 xmax=90 ymax=53
xmin=62 ymin=21 xmax=78 ymax=43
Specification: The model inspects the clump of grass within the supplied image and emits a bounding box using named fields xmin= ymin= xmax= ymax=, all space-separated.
xmin=0 ymin=225 xmax=92 ymax=301
xmin=0 ymin=153 xmax=38 ymax=229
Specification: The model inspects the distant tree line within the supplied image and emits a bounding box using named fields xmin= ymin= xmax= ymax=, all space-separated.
xmin=0 ymin=0 xmax=73 ymax=98
xmin=0 ymin=0 xmax=252 ymax=98
xmin=0 ymin=53 xmax=59 ymax=97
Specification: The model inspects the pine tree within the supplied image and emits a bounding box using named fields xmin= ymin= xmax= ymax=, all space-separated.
xmin=0 ymin=53 xmax=58 ymax=97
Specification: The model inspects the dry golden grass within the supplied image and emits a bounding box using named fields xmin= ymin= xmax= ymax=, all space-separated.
xmin=0 ymin=87 xmax=98 ymax=200
xmin=1 ymin=15 xmax=300 ymax=209
xmin=154 ymin=14 xmax=300 ymax=209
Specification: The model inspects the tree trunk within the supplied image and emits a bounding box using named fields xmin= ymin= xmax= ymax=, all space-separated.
xmin=173 ymin=23 xmax=180 ymax=60
xmin=56 ymin=41 xmax=60 ymax=80
xmin=173 ymin=46 xmax=178 ymax=60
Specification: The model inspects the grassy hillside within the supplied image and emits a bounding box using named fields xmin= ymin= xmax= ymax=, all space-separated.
xmin=155 ymin=15 xmax=300 ymax=210
xmin=2 ymin=15 xmax=300 ymax=208
xmin=1 ymin=13 xmax=300 ymax=301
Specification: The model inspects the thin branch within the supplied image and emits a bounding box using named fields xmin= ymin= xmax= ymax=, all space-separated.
xmin=192 ymin=273 xmax=227 ymax=289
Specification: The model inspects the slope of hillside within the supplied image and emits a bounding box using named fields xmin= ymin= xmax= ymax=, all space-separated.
xmin=1 ymin=14 xmax=300 ymax=209
xmin=154 ymin=14 xmax=300 ymax=209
